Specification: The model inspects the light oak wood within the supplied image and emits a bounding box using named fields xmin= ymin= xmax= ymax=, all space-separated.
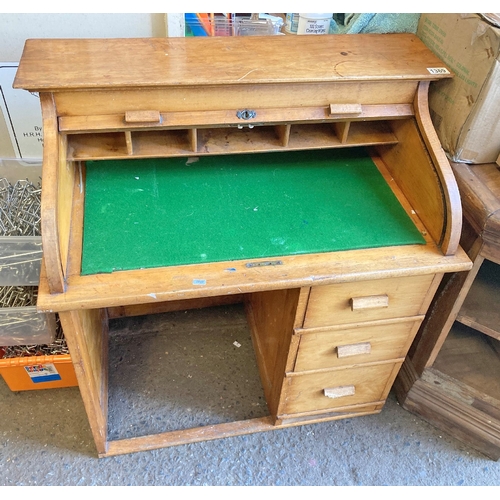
xmin=293 ymin=287 xmax=310 ymax=329
xmin=52 ymin=82 xmax=420 ymax=118
xmin=58 ymin=306 xmax=109 ymax=455
xmin=337 ymin=342 xmax=372 ymax=358
xmin=275 ymin=124 xmax=291 ymax=147
xmin=15 ymin=35 xmax=473 ymax=457
xmin=124 ymin=110 xmax=161 ymax=123
xmin=39 ymin=93 xmax=65 ymax=294
xmin=124 ymin=130 xmax=133 ymax=155
xmin=246 ymin=288 xmax=300 ymax=418
xmin=59 ymin=104 xmax=414 ymax=134
xmin=102 ymin=416 xmax=277 ymax=458
xmin=277 ymin=403 xmax=383 ymax=426
xmin=14 ymin=35 xmax=451 ymax=91
xmin=293 ymin=318 xmax=422 ymax=372
xmin=376 ymin=118 xmax=446 ymax=251
xmin=332 ymin=121 xmax=350 ymax=144
xmin=329 ymin=103 xmax=362 ymax=116
xmin=350 ymin=294 xmax=389 ymax=311
xmin=303 ymin=275 xmax=435 ymax=329
xmin=412 ymin=82 xmax=462 ymax=255
xmin=280 ymin=362 xmax=400 ymax=415
xmin=324 ymin=385 xmax=356 ymax=398
xmin=107 ymin=294 xmax=245 ymax=319
xmin=37 ymin=244 xmax=470 ymax=313
xmin=64 ymin=120 xmax=401 ymax=161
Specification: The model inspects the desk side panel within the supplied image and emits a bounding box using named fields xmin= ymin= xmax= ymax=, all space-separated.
xmin=246 ymin=288 xmax=301 ymax=417
xmin=375 ymin=117 xmax=446 ymax=253
xmin=39 ymin=93 xmax=65 ymax=293
xmin=413 ymin=82 xmax=462 ymax=255
xmin=58 ymin=307 xmax=109 ymax=454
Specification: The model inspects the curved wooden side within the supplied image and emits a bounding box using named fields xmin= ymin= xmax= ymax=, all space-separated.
xmin=413 ymin=81 xmax=462 ymax=255
xmin=39 ymin=92 xmax=65 ymax=293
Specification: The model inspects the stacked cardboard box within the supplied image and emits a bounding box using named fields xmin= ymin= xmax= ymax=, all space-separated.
xmin=417 ymin=13 xmax=500 ymax=164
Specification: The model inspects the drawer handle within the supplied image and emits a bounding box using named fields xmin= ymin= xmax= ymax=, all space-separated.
xmin=125 ymin=110 xmax=162 ymax=124
xmin=329 ymin=103 xmax=362 ymax=116
xmin=337 ymin=342 xmax=371 ymax=358
xmin=350 ymin=294 xmax=389 ymax=311
xmin=324 ymin=385 xmax=356 ymax=399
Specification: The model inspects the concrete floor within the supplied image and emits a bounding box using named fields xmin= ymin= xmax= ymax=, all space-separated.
xmin=1 ymin=305 xmax=500 ymax=486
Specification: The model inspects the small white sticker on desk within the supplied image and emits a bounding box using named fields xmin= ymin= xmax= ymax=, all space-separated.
xmin=24 ymin=363 xmax=62 ymax=383
xmin=427 ymin=67 xmax=450 ymax=75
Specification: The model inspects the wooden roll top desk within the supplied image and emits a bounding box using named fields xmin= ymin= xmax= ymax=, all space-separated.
xmin=14 ymin=34 xmax=471 ymax=457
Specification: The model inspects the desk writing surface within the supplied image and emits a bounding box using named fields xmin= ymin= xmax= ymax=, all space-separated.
xmin=81 ymin=149 xmax=425 ymax=275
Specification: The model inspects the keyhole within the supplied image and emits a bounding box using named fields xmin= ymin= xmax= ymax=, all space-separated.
xmin=236 ymin=109 xmax=256 ymax=120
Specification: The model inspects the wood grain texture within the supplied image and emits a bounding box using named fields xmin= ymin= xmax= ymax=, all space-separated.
xmin=107 ymin=294 xmax=245 ymax=319
xmin=280 ymin=362 xmax=399 ymax=415
xmin=103 ymin=416 xmax=276 ymax=458
xmin=56 ymin=133 xmax=75 ymax=279
xmin=58 ymin=104 xmax=414 ymax=133
xmin=14 ymin=35 xmax=452 ymax=91
xmin=246 ymin=288 xmax=300 ymax=418
xmin=451 ymin=162 xmax=500 ymax=257
xmin=277 ymin=403 xmax=383 ymax=426
xmin=58 ymin=307 xmax=109 ymax=454
xmin=350 ymin=294 xmax=389 ymax=310
xmin=22 ymin=35 xmax=472 ymax=457
xmin=401 ymin=369 xmax=500 ymax=460
xmin=53 ymin=82 xmax=419 ymax=117
xmin=375 ymin=117 xmax=446 ymax=251
xmin=337 ymin=342 xmax=372 ymax=358
xmin=303 ymin=274 xmax=435 ymax=329
xmin=124 ymin=110 xmax=161 ymax=123
xmin=64 ymin=119 xmax=400 ymax=161
xmin=413 ymin=81 xmax=463 ymax=255
xmin=294 ymin=319 xmax=422 ymax=372
xmin=39 ymin=93 xmax=65 ymax=294
xmin=37 ymin=244 xmax=471 ymax=313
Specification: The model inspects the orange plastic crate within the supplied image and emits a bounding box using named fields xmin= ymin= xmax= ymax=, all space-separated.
xmin=0 ymin=350 xmax=78 ymax=391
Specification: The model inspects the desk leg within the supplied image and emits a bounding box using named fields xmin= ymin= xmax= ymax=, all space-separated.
xmin=59 ymin=308 xmax=109 ymax=455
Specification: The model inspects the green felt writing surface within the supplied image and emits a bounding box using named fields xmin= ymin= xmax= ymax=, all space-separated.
xmin=81 ymin=149 xmax=425 ymax=275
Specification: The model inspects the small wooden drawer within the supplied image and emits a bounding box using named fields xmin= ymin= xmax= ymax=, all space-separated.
xmin=303 ymin=274 xmax=434 ymax=328
xmin=280 ymin=362 xmax=399 ymax=416
xmin=293 ymin=319 xmax=421 ymax=372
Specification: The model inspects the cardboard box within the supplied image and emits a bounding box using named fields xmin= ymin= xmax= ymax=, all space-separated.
xmin=417 ymin=13 xmax=500 ymax=164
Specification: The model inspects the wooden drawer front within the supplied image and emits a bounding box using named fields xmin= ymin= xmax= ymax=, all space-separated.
xmin=294 ymin=319 xmax=420 ymax=372
xmin=281 ymin=363 xmax=398 ymax=415
xmin=303 ymin=274 xmax=434 ymax=328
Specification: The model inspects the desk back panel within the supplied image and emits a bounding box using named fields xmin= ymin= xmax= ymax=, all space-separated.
xmin=81 ymin=149 xmax=425 ymax=275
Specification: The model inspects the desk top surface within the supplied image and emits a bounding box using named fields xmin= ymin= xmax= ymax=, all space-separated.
xmin=14 ymin=34 xmax=452 ymax=91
